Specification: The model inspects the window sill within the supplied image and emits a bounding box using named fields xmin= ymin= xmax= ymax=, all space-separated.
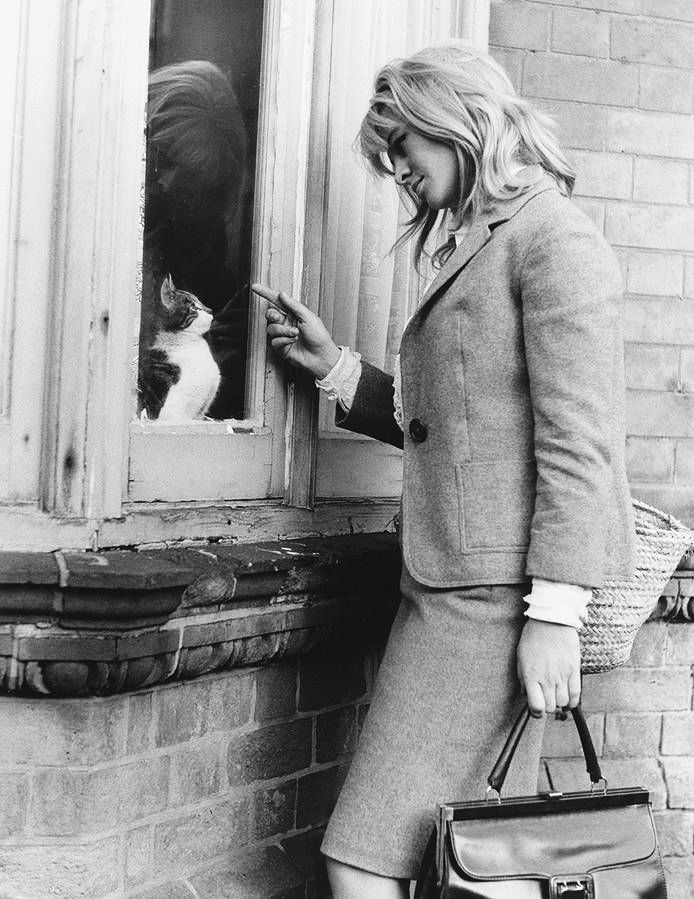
xmin=0 ymin=537 xmax=691 ymax=698
xmin=0 ymin=534 xmax=401 ymax=696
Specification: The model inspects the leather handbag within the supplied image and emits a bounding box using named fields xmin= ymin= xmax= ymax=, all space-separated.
xmin=414 ymin=705 xmax=667 ymax=898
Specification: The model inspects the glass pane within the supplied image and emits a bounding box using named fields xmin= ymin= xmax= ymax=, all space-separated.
xmin=137 ymin=0 xmax=263 ymax=421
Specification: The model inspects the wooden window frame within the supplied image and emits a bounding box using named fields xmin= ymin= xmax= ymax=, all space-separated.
xmin=0 ymin=0 xmax=490 ymax=551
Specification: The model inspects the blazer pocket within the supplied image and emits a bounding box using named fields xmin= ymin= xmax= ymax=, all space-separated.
xmin=455 ymin=459 xmax=536 ymax=553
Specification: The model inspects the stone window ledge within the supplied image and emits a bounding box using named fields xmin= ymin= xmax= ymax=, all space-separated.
xmin=0 ymin=534 xmax=401 ymax=697
xmin=0 ymin=535 xmax=691 ymax=697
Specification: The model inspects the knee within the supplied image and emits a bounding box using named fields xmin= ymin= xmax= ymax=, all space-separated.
xmin=325 ymin=856 xmax=410 ymax=899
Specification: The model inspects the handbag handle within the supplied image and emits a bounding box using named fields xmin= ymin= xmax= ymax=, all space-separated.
xmin=487 ymin=705 xmax=604 ymax=796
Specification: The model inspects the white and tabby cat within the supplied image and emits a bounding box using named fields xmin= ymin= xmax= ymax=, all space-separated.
xmin=140 ymin=275 xmax=220 ymax=421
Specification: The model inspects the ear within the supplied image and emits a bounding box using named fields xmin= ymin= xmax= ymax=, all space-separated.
xmin=160 ymin=274 xmax=176 ymax=309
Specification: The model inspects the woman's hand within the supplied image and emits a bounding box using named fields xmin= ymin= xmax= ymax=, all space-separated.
xmin=252 ymin=284 xmax=341 ymax=379
xmin=516 ymin=619 xmax=581 ymax=718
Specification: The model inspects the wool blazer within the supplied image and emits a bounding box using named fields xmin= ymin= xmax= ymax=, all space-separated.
xmin=337 ymin=175 xmax=636 ymax=589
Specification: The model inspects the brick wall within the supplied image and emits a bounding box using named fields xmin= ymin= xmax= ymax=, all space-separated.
xmin=0 ymin=619 xmax=690 ymax=896
xmin=0 ymin=643 xmax=379 ymax=898
xmin=542 ymin=618 xmax=694 ymax=899
xmin=489 ymin=0 xmax=694 ymax=524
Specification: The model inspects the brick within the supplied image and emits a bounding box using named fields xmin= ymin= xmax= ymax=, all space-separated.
xmin=489 ymin=1 xmax=550 ymax=51
xmin=607 ymin=205 xmax=694 ymax=253
xmin=282 ymin=828 xmax=328 ymax=883
xmin=0 ymin=837 xmax=121 ymax=898
xmin=665 ymin=623 xmax=694 ymax=665
xmin=627 ymin=391 xmax=694 ymax=439
xmin=155 ymin=679 xmax=210 ymax=747
xmin=253 ymin=780 xmax=297 ymax=839
xmin=523 ymin=54 xmax=638 ymax=107
xmin=662 ymin=856 xmax=694 ymax=899
xmin=255 ymin=660 xmax=297 ymax=722
xmin=536 ymin=0 xmax=640 ymax=12
xmin=582 ymin=668 xmax=691 ymax=712
xmin=642 ymin=0 xmax=694 ymax=21
xmin=130 ymin=882 xmax=196 ymax=899
xmin=687 ymin=259 xmax=694 ymax=299
xmin=684 ymin=350 xmax=694 ymax=393
xmin=571 ymin=197 xmax=604 ymax=232
xmin=662 ymin=712 xmax=694 ymax=755
xmin=0 ymin=773 xmax=28 ymax=838
xmin=626 ymin=619 xmax=668 ymax=666
xmin=188 ymin=847 xmax=304 ymax=899
xmin=488 ymin=46 xmax=523 ymax=89
xmin=625 ymin=437 xmax=674 ymax=484
xmin=30 ymin=757 xmax=170 ymax=836
xmin=663 ymin=758 xmax=694 ymax=807
xmin=604 ymin=712 xmax=661 ymax=757
xmin=541 ymin=712 xmax=604 ymax=759
xmin=675 ymin=440 xmax=694 ymax=484
xmin=626 ymin=251 xmax=684 ymax=298
xmin=169 ymin=740 xmax=222 ymax=806
xmin=611 ymin=18 xmax=694 ymax=69
xmin=551 ymin=7 xmax=609 ymax=58
xmin=634 ymin=158 xmax=690 ymax=206
xmin=654 ymin=810 xmax=694 ymax=856
xmin=207 ymin=670 xmax=253 ymax=731
xmin=639 ymin=66 xmax=694 ymax=115
xmin=544 ymin=757 xmax=667 ymax=808
xmin=316 ymin=705 xmax=358 ymax=763
xmin=127 ymin=690 xmax=155 ymax=755
xmin=0 ymin=695 xmax=127 ymax=766
xmin=152 ymin=797 xmax=249 ymax=875
xmin=533 ymin=99 xmax=608 ymax=152
xmin=125 ymin=824 xmax=152 ymax=888
xmin=624 ymin=298 xmax=694 ymax=344
xmin=227 ymin=718 xmax=312 ymax=786
xmin=299 ymin=647 xmax=367 ymax=711
xmin=625 ymin=345 xmax=679 ymax=392
xmin=571 ymin=149 xmax=632 ymax=200
xmin=607 ymin=108 xmax=694 ymax=159
xmin=296 ymin=764 xmax=350 ymax=828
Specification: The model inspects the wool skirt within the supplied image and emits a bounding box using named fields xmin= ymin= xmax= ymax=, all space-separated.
xmin=321 ymin=565 xmax=546 ymax=880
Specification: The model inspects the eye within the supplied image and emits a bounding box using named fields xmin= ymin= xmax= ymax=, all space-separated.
xmin=389 ymin=132 xmax=406 ymax=155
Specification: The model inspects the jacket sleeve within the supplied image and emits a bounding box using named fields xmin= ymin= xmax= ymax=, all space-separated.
xmin=520 ymin=210 xmax=625 ymax=588
xmin=335 ymin=360 xmax=404 ymax=450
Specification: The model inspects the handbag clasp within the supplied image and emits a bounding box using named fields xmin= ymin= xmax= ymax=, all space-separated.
xmin=549 ymin=874 xmax=594 ymax=899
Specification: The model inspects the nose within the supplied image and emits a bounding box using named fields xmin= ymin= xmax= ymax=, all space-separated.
xmin=393 ymin=156 xmax=411 ymax=186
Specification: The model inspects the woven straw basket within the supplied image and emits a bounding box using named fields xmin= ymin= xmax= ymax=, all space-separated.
xmin=581 ymin=499 xmax=694 ymax=674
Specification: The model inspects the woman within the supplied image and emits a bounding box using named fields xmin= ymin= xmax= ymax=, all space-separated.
xmin=253 ymin=41 xmax=634 ymax=899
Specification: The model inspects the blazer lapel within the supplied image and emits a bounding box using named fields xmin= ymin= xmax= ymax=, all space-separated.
xmin=418 ymin=218 xmax=493 ymax=309
xmin=415 ymin=174 xmax=559 ymax=317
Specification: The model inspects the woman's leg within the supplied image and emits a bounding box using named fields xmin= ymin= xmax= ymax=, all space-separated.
xmin=326 ymin=858 xmax=410 ymax=898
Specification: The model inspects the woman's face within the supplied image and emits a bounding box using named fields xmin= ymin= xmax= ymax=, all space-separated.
xmin=387 ymin=126 xmax=460 ymax=210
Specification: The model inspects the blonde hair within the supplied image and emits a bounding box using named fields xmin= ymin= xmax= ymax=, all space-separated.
xmin=148 ymin=60 xmax=246 ymax=195
xmin=358 ymin=41 xmax=575 ymax=268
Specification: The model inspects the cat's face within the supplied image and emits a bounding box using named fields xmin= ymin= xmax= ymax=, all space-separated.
xmin=160 ymin=275 xmax=213 ymax=334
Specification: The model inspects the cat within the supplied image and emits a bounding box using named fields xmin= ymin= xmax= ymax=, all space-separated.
xmin=139 ymin=275 xmax=221 ymax=421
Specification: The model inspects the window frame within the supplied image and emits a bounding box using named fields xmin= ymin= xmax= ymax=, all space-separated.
xmin=0 ymin=0 xmax=490 ymax=551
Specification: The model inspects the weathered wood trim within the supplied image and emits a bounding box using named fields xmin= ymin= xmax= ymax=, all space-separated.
xmin=40 ymin=0 xmax=150 ymax=520
xmin=0 ymin=498 xmax=401 ymax=552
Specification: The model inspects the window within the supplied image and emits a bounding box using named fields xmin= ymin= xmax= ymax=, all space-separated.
xmin=0 ymin=0 xmax=490 ymax=550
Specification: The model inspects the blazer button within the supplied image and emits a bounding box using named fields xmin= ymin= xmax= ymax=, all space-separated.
xmin=409 ymin=418 xmax=428 ymax=443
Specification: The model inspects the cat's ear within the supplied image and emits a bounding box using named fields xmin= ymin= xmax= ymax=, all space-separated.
xmin=160 ymin=274 xmax=176 ymax=310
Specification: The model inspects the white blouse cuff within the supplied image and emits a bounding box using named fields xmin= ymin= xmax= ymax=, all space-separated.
xmin=524 ymin=577 xmax=592 ymax=630
xmin=315 ymin=346 xmax=362 ymax=410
